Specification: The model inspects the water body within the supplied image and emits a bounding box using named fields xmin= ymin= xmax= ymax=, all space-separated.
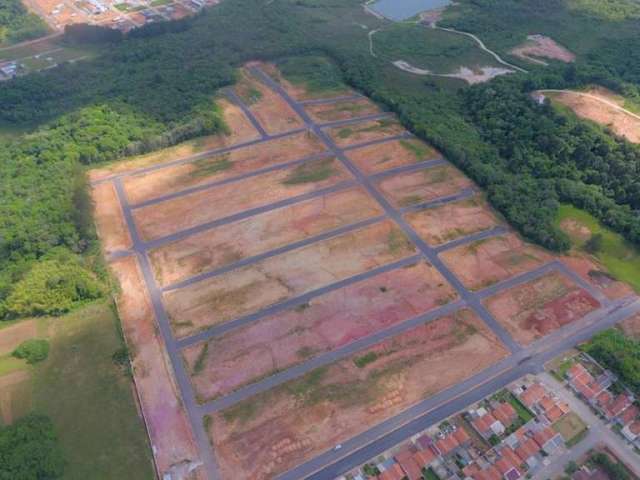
xmin=370 ymin=0 xmax=451 ymax=21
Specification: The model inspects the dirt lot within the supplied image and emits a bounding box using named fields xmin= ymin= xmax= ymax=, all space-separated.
xmin=405 ymin=194 xmax=500 ymax=246
xmin=133 ymin=156 xmax=351 ymax=241
xmin=619 ymin=312 xmax=640 ymax=339
xmin=163 ymin=220 xmax=416 ymax=338
xmin=235 ymin=69 xmax=304 ymax=135
xmin=209 ymin=309 xmax=508 ymax=480
xmin=378 ymin=164 xmax=473 ymax=208
xmin=547 ymin=89 xmax=640 ymax=143
xmin=326 ymin=118 xmax=405 ymax=147
xmin=0 ymin=319 xmax=37 ymax=356
xmin=149 ymin=187 xmax=382 ymax=287
xmin=110 ymin=256 xmax=203 ymax=478
xmin=182 ymin=260 xmax=457 ymax=401
xmin=347 ymin=138 xmax=440 ymax=175
xmin=123 ymin=131 xmax=326 ymax=205
xmin=440 ymin=233 xmax=551 ymax=291
xmin=560 ymin=255 xmax=634 ymax=301
xmin=92 ymin=181 xmax=132 ymax=256
xmin=510 ymin=35 xmax=575 ymax=65
xmin=484 ymin=271 xmax=600 ymax=345
xmin=89 ymin=97 xmax=260 ymax=182
xmin=304 ymin=98 xmax=381 ymax=123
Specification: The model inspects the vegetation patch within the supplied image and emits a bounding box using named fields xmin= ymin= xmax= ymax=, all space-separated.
xmin=283 ymin=158 xmax=336 ymax=184
xmin=277 ymin=56 xmax=346 ymax=94
xmin=190 ymin=154 xmax=233 ymax=178
xmin=353 ymin=351 xmax=380 ymax=368
xmin=13 ymin=339 xmax=49 ymax=364
xmin=193 ymin=343 xmax=210 ymax=375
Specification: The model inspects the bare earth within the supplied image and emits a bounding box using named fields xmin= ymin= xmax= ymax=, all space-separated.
xmin=560 ymin=254 xmax=634 ymax=301
xmin=182 ymin=260 xmax=457 ymax=402
xmin=149 ymin=187 xmax=383 ymax=287
xmin=346 ymin=138 xmax=440 ymax=175
xmin=326 ymin=118 xmax=405 ymax=147
xmin=163 ymin=220 xmax=417 ymax=338
xmin=0 ymin=371 xmax=31 ymax=425
xmin=0 ymin=319 xmax=37 ymax=356
xmin=92 ymin=182 xmax=132 ymax=256
xmin=210 ymin=309 xmax=508 ymax=480
xmin=305 ymin=98 xmax=381 ymax=123
xmin=510 ymin=35 xmax=575 ymax=65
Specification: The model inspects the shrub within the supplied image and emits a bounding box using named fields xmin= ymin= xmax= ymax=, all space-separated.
xmin=12 ymin=339 xmax=49 ymax=364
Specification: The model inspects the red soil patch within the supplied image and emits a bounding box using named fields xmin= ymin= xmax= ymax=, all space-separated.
xmin=149 ymin=187 xmax=383 ymax=287
xmin=123 ymin=131 xmax=325 ymax=205
xmin=483 ymin=271 xmax=600 ymax=345
xmin=406 ymin=195 xmax=500 ymax=246
xmin=88 ymin=97 xmax=260 ymax=182
xmin=132 ymin=157 xmax=351 ymax=241
xmin=305 ymin=98 xmax=381 ymax=123
xmin=510 ymin=35 xmax=575 ymax=65
xmin=560 ymin=254 xmax=633 ymax=301
xmin=91 ymin=181 xmax=132 ymax=256
xmin=347 ymin=138 xmax=440 ymax=175
xmin=326 ymin=118 xmax=405 ymax=148
xmin=378 ymin=164 xmax=473 ymax=208
xmin=110 ymin=256 xmax=203 ymax=478
xmin=182 ymin=260 xmax=457 ymax=401
xmin=440 ymin=233 xmax=551 ymax=291
xmin=235 ymin=69 xmax=304 ymax=135
xmin=163 ymin=220 xmax=416 ymax=338
xmin=0 ymin=320 xmax=37 ymax=356
xmin=209 ymin=309 xmax=508 ymax=480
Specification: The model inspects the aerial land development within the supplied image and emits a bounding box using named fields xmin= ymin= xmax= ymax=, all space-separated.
xmin=90 ymin=61 xmax=640 ymax=480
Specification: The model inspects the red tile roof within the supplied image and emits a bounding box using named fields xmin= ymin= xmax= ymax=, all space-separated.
xmin=606 ymin=394 xmax=632 ymax=418
xmin=434 ymin=433 xmax=458 ymax=456
xmin=515 ymin=438 xmax=539 ymax=462
xmin=596 ymin=390 xmax=613 ymax=408
xmin=472 ymin=465 xmax=502 ymax=480
xmin=545 ymin=405 xmax=565 ymax=423
xmin=500 ymin=447 xmax=523 ymax=470
xmin=495 ymin=458 xmax=515 ymax=475
xmin=453 ymin=427 xmax=470 ymax=445
xmin=395 ymin=449 xmax=422 ymax=480
xmin=472 ymin=413 xmax=499 ymax=435
xmin=532 ymin=426 xmax=556 ymax=449
xmin=629 ymin=421 xmax=640 ymax=435
xmin=520 ymin=383 xmax=545 ymax=407
xmin=567 ymin=363 xmax=588 ymax=379
xmin=620 ymin=405 xmax=639 ymax=425
xmin=539 ymin=395 xmax=555 ymax=412
xmin=378 ymin=463 xmax=406 ymax=480
xmin=493 ymin=402 xmax=517 ymax=426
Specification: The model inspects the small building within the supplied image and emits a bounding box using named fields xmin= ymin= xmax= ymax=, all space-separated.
xmin=377 ymin=462 xmax=406 ymax=480
xmin=472 ymin=412 xmax=505 ymax=440
xmin=622 ymin=420 xmax=640 ymax=442
xmin=493 ymin=403 xmax=518 ymax=429
xmin=395 ymin=447 xmax=422 ymax=480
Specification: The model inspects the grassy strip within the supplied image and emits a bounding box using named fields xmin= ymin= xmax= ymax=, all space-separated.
xmin=283 ymin=158 xmax=336 ymax=185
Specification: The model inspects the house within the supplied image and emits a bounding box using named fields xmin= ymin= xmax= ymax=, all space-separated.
xmin=544 ymin=401 xmax=570 ymax=423
xmin=412 ymin=447 xmax=436 ymax=470
xmin=622 ymin=420 xmax=640 ymax=442
xmin=434 ymin=432 xmax=459 ymax=457
xmin=532 ymin=426 xmax=564 ymax=454
xmin=603 ymin=394 xmax=632 ymax=420
xmin=377 ymin=462 xmax=406 ymax=480
xmin=618 ymin=404 xmax=639 ymax=426
xmin=519 ymin=383 xmax=546 ymax=410
xmin=515 ymin=437 xmax=540 ymax=468
xmin=493 ymin=403 xmax=518 ymax=428
xmin=472 ymin=412 xmax=505 ymax=440
xmin=395 ymin=447 xmax=422 ymax=480
xmin=472 ymin=464 xmax=502 ymax=480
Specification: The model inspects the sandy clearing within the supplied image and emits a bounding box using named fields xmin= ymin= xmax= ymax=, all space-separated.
xmin=393 ymin=61 xmax=514 ymax=84
xmin=305 ymin=98 xmax=381 ymax=123
xmin=406 ymin=194 xmax=500 ymax=246
xmin=133 ymin=157 xmax=351 ymax=241
xmin=149 ymin=187 xmax=383 ymax=287
xmin=347 ymin=137 xmax=440 ymax=175
xmin=510 ymin=35 xmax=575 ymax=65
xmin=163 ymin=220 xmax=416 ymax=338
xmin=182 ymin=260 xmax=457 ymax=401
xmin=91 ymin=181 xmax=132 ymax=255
xmin=326 ymin=118 xmax=406 ymax=147
xmin=483 ymin=271 xmax=600 ymax=346
xmin=0 ymin=320 xmax=37 ymax=356
xmin=378 ymin=164 xmax=473 ymax=208
xmin=440 ymin=233 xmax=552 ymax=291
xmin=560 ymin=254 xmax=634 ymax=301
xmin=210 ymin=309 xmax=508 ymax=480
xmin=110 ymin=256 xmax=202 ymax=478
xmin=88 ymin=97 xmax=260 ymax=182
xmin=122 ymin=131 xmax=326 ymax=205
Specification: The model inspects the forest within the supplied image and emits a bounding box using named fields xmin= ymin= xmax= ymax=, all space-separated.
xmin=0 ymin=0 xmax=48 ymax=45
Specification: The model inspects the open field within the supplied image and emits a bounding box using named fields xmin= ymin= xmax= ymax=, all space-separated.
xmin=546 ymin=89 xmax=640 ymax=143
xmin=556 ymin=204 xmax=640 ymax=292
xmin=346 ymin=137 xmax=440 ymax=175
xmin=235 ymin=68 xmax=304 ymax=134
xmin=378 ymin=164 xmax=473 ymax=208
xmin=88 ymin=97 xmax=260 ymax=182
xmin=440 ymin=233 xmax=551 ymax=290
xmin=149 ymin=187 xmax=382 ymax=286
xmin=304 ymin=98 xmax=381 ymax=123
xmin=0 ymin=370 xmax=31 ymax=425
xmin=209 ymin=309 xmax=508 ymax=480
xmin=133 ymin=156 xmax=350 ymax=241
xmin=163 ymin=220 xmax=416 ymax=337
xmin=92 ymin=181 xmax=132 ymax=256
xmin=326 ymin=117 xmax=405 ymax=147
xmin=109 ymin=257 xmax=202 ymax=479
xmin=552 ymin=412 xmax=587 ymax=444
xmin=509 ymin=35 xmax=575 ymax=65
xmin=0 ymin=319 xmax=37 ymax=356
xmin=123 ymin=131 xmax=325 ymax=205
xmin=484 ymin=271 xmax=600 ymax=346
xmin=182 ymin=260 xmax=457 ymax=401
xmin=406 ymin=194 xmax=500 ymax=246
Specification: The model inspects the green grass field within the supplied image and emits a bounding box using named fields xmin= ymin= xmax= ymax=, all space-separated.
xmin=555 ymin=204 xmax=640 ymax=291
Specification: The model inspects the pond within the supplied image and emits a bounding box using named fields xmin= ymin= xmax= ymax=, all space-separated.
xmin=369 ymin=0 xmax=451 ymax=21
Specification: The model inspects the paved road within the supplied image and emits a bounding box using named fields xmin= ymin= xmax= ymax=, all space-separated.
xmin=223 ymin=88 xmax=269 ymax=138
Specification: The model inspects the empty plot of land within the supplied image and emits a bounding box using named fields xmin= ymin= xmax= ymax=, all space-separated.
xmin=326 ymin=118 xmax=405 ymax=147
xmin=347 ymin=138 xmax=440 ymax=175
xmin=304 ymin=98 xmax=381 ymax=123
xmin=133 ymin=157 xmax=351 ymax=241
xmin=92 ymin=182 xmax=132 ymax=255
xmin=149 ymin=187 xmax=383 ymax=287
xmin=440 ymin=233 xmax=551 ymax=291
xmin=110 ymin=256 xmax=203 ymax=478
xmin=163 ymin=220 xmax=416 ymax=338
xmin=484 ymin=271 xmax=600 ymax=345
xmin=209 ymin=309 xmax=508 ymax=480
xmin=88 ymin=97 xmax=260 ymax=182
xmin=510 ymin=35 xmax=575 ymax=65
xmin=406 ymin=194 xmax=500 ymax=246
xmin=235 ymin=70 xmax=305 ymax=135
xmin=123 ymin=131 xmax=325 ymax=205
xmin=182 ymin=260 xmax=457 ymax=401
xmin=0 ymin=370 xmax=31 ymax=425
xmin=560 ymin=255 xmax=634 ymax=301
xmin=378 ymin=164 xmax=473 ymax=208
